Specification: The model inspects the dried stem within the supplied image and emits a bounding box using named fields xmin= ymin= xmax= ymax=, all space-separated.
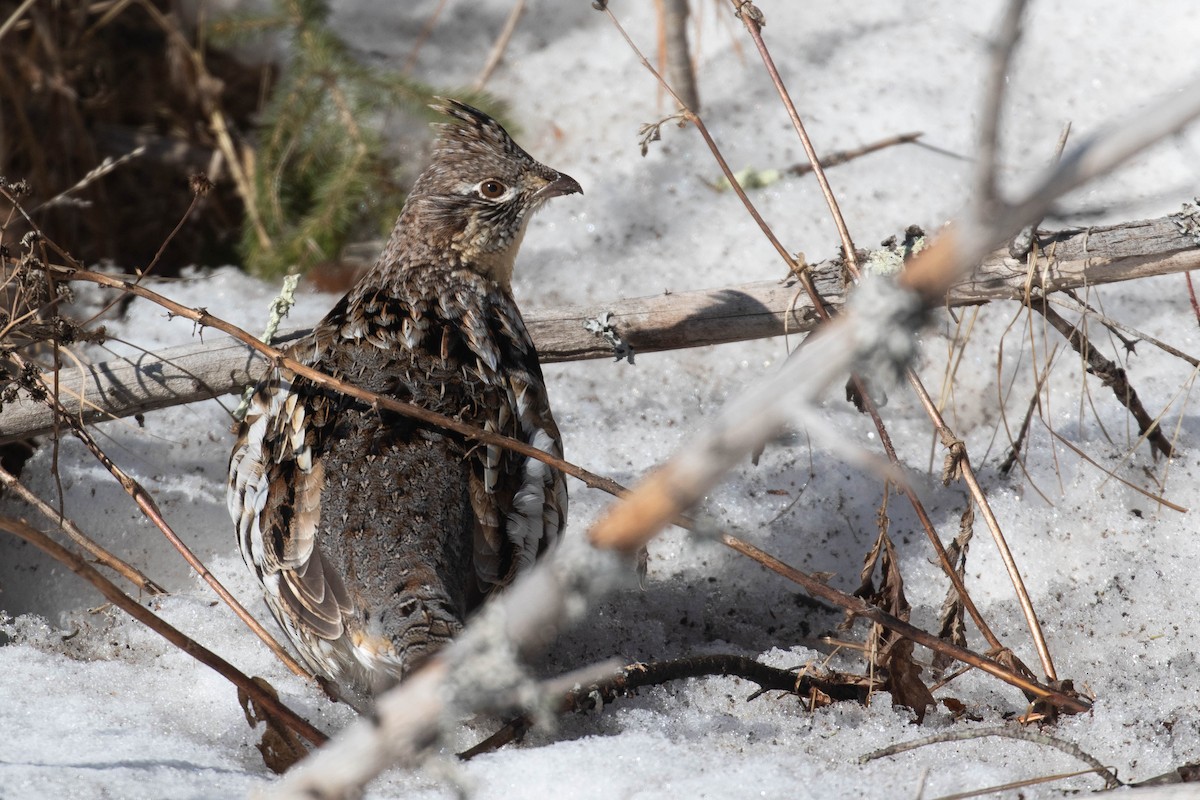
xmin=860 ymin=723 xmax=1120 ymax=790
xmin=0 ymin=464 xmax=165 ymax=595
xmin=975 ymin=0 xmax=1031 ymax=208
xmin=785 ymin=132 xmax=923 ymax=177
xmin=0 ymin=515 xmax=328 ymax=748
xmin=906 ymin=373 xmax=1057 ymax=681
xmin=1034 ymin=302 xmax=1174 ymax=458
xmin=472 ymin=0 xmax=526 ymax=92
xmin=1187 ymin=272 xmax=1200 ymax=326
xmin=999 ymin=353 xmax=1054 ymax=477
xmin=729 ymin=1 xmax=860 ymax=277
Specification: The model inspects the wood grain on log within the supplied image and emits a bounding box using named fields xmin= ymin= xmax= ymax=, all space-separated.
xmin=2 ymin=215 xmax=1196 ymax=444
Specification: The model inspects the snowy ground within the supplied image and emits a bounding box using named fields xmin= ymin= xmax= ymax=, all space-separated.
xmin=3 ymin=1 xmax=1200 ymax=798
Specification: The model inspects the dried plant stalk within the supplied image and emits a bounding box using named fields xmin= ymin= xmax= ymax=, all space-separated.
xmin=0 ymin=515 xmax=327 ymax=747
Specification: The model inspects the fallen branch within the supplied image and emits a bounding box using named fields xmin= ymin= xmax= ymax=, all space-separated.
xmin=459 ymin=654 xmax=872 ymax=760
xmin=2 ymin=214 xmax=1196 ymax=444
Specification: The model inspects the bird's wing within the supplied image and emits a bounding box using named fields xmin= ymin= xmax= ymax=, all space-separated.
xmin=229 ymin=339 xmax=354 ymax=642
xmin=459 ymin=291 xmax=568 ymax=595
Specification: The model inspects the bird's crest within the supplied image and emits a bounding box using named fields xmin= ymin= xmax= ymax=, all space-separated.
xmin=429 ymin=98 xmax=530 ymax=168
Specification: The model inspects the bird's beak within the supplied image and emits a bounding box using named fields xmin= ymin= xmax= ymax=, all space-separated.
xmin=537 ymin=171 xmax=583 ymax=200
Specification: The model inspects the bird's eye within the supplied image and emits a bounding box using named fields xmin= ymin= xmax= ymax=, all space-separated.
xmin=476 ymin=179 xmax=507 ymax=199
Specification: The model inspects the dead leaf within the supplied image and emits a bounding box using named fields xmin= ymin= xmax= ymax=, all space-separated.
xmin=238 ymin=676 xmax=309 ymax=774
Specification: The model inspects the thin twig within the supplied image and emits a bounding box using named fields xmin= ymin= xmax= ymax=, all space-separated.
xmin=0 ymin=515 xmax=327 ymax=748
xmin=860 ymin=723 xmax=1121 ymax=790
xmin=907 ymin=374 xmax=1057 ymax=681
xmin=32 ymin=146 xmax=147 ymax=213
xmin=1034 ymin=302 xmax=1173 ymax=458
xmin=1186 ymin=272 xmax=1200 ymax=326
xmin=472 ymin=0 xmax=526 ymax=91
xmin=729 ymin=1 xmax=861 ymax=277
xmin=998 ymin=347 xmax=1056 ymax=476
xmin=975 ymin=0 xmax=1031 ymax=208
xmin=930 ymin=767 xmax=1120 ymax=800
xmin=0 ymin=464 xmax=165 ymax=595
xmin=140 ymin=178 xmax=206 ymax=279
xmin=785 ymin=132 xmax=923 ymax=177
xmin=84 ymin=176 xmax=210 ymax=327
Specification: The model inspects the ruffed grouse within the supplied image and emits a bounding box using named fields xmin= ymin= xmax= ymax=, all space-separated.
xmin=228 ymin=99 xmax=578 ymax=695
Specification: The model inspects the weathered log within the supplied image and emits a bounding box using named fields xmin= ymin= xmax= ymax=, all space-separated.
xmin=1 ymin=214 xmax=1196 ymax=444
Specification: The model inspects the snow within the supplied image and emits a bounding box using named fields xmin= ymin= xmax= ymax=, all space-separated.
xmin=4 ymin=1 xmax=1200 ymax=797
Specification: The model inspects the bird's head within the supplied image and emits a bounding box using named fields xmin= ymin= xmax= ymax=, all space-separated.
xmin=404 ymin=98 xmax=582 ymax=288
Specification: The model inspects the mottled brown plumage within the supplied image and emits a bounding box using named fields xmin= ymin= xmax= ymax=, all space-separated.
xmin=228 ymin=100 xmax=578 ymax=695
